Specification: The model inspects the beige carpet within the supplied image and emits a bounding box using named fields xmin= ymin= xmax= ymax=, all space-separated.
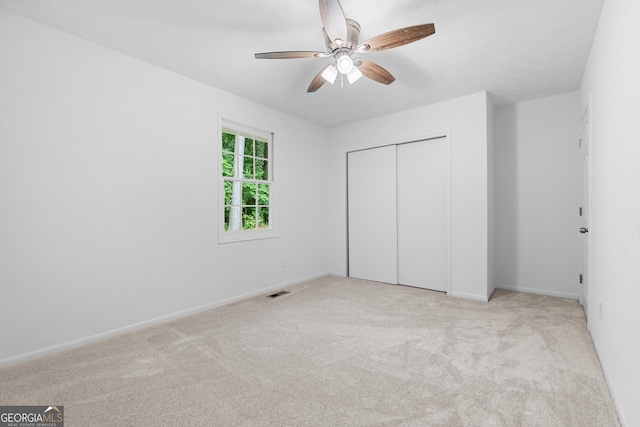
xmin=0 ymin=276 xmax=620 ymax=426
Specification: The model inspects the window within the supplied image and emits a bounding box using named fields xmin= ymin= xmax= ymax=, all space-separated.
xmin=220 ymin=121 xmax=275 ymax=243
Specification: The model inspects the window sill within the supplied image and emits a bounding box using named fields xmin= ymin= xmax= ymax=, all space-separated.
xmin=218 ymin=229 xmax=278 ymax=244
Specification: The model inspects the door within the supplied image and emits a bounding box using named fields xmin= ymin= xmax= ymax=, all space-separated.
xmin=580 ymin=113 xmax=590 ymax=317
xmin=347 ymin=145 xmax=398 ymax=284
xmin=347 ymin=137 xmax=450 ymax=292
xmin=397 ymin=139 xmax=448 ymax=291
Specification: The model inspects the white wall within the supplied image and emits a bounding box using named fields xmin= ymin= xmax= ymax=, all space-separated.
xmin=580 ymin=0 xmax=640 ymax=424
xmin=0 ymin=9 xmax=330 ymax=364
xmin=494 ymin=92 xmax=582 ymax=299
xmin=327 ymin=92 xmax=490 ymax=300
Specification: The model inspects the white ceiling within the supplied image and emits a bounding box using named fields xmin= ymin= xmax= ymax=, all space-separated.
xmin=0 ymin=0 xmax=604 ymax=128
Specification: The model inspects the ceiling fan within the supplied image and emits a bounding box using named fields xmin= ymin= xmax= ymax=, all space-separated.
xmin=254 ymin=0 xmax=435 ymax=93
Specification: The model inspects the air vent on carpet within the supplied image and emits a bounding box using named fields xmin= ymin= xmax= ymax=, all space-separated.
xmin=268 ymin=290 xmax=290 ymax=298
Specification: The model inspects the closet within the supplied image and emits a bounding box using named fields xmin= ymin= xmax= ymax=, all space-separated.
xmin=347 ymin=136 xmax=450 ymax=292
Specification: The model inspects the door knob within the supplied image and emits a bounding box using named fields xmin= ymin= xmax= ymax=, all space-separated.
xmin=580 ymin=227 xmax=589 ymax=234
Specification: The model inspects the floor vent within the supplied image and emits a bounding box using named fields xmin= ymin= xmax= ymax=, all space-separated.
xmin=268 ymin=290 xmax=290 ymax=298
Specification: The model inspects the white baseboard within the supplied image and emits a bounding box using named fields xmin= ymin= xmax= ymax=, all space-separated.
xmin=0 ymin=272 xmax=331 ymax=368
xmin=496 ymin=284 xmax=579 ymax=300
xmin=326 ymin=271 xmax=347 ymax=278
xmin=448 ymin=291 xmax=489 ymax=302
xmin=591 ymin=336 xmax=628 ymax=426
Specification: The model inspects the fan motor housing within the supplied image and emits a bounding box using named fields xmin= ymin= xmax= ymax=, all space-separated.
xmin=324 ymin=19 xmax=361 ymax=52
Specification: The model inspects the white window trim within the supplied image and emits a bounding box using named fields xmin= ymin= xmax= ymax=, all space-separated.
xmin=218 ymin=119 xmax=277 ymax=244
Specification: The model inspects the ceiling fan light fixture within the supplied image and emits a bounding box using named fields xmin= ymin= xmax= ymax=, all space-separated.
xmin=321 ymin=65 xmax=338 ymax=84
xmin=336 ymin=53 xmax=354 ymax=74
xmin=346 ymin=66 xmax=363 ymax=84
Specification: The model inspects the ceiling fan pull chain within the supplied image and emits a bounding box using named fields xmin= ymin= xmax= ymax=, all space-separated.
xmin=340 ymin=73 xmax=344 ymax=89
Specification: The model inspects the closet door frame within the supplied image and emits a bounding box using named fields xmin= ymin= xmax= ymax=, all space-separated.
xmin=346 ymin=130 xmax=452 ymax=294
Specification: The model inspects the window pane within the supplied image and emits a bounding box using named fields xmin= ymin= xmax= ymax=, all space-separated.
xmin=258 ymin=207 xmax=269 ymax=229
xmin=228 ymin=204 xmax=242 ymax=231
xmin=224 ymin=206 xmax=231 ymax=231
xmin=242 ymin=206 xmax=256 ymax=230
xmin=244 ymin=138 xmax=254 ymax=156
xmin=256 ymin=139 xmax=268 ymax=159
xmin=222 ymin=154 xmax=234 ymax=177
xmin=222 ymin=133 xmax=235 ymax=152
xmin=255 ymin=159 xmax=268 ymax=181
xmin=243 ymin=183 xmax=256 ymax=206
xmin=243 ymin=156 xmax=254 ymax=179
xmin=258 ymin=184 xmax=270 ymax=206
xmin=224 ymin=180 xmax=235 ymax=205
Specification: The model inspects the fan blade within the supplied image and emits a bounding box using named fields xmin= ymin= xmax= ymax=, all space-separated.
xmin=307 ymin=65 xmax=333 ymax=93
xmin=357 ymin=59 xmax=396 ymax=85
xmin=255 ymin=51 xmax=330 ymax=59
xmin=319 ymin=0 xmax=348 ymax=44
xmin=357 ymin=23 xmax=435 ymax=52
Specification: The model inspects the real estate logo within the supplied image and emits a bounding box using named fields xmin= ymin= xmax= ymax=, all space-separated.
xmin=0 ymin=406 xmax=64 ymax=427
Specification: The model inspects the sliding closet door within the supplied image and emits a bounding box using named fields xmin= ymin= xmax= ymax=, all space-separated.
xmin=397 ymin=139 xmax=448 ymax=291
xmin=347 ymin=145 xmax=397 ymax=284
